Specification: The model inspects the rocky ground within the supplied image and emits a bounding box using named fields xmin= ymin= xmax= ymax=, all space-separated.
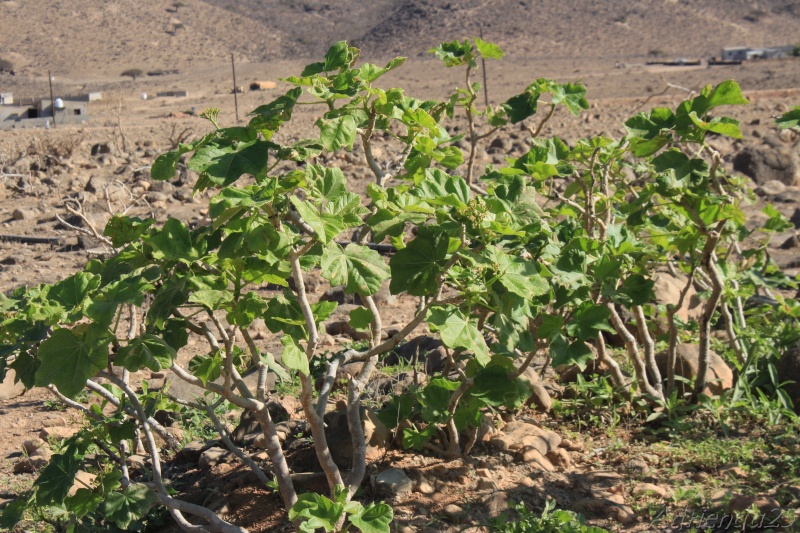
xmin=1 ymin=44 xmax=800 ymax=532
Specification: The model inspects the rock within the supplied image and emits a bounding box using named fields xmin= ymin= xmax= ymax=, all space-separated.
xmin=441 ymin=504 xmax=467 ymax=523
xmin=69 ymin=471 xmax=96 ymax=496
xmin=755 ymin=179 xmax=787 ymax=196
xmin=572 ymin=497 xmax=635 ymax=524
xmin=482 ymin=491 xmax=510 ymax=517
xmin=477 ymin=479 xmax=499 ymax=491
xmin=0 ymin=369 xmax=25 ymax=400
xmin=30 ymin=447 xmax=52 ymax=462
xmin=655 ymin=343 xmax=733 ymax=396
xmin=777 ymin=341 xmax=800 ymax=413
xmin=729 ymin=494 xmax=780 ymax=516
xmin=11 ymin=207 xmax=36 ymax=221
xmin=22 ymin=438 xmax=45 ymax=455
xmin=632 ymin=483 xmax=671 ymax=498
xmin=733 ymin=142 xmax=800 ymax=186
xmin=376 ymin=468 xmax=413 ymax=498
xmin=792 ymin=208 xmax=800 ymax=229
xmin=651 ymin=272 xmax=704 ymax=334
xmin=84 ymin=175 xmax=109 ymax=194
xmin=779 ymin=235 xmax=800 ymax=250
xmin=521 ymin=447 xmax=555 ymax=471
xmin=14 ymin=456 xmax=48 ymax=473
xmin=546 ymin=448 xmax=572 ymax=470
xmin=624 ymin=457 xmax=649 ymax=474
xmin=692 ymin=471 xmax=710 ymax=482
xmin=386 ymin=336 xmax=443 ymax=367
xmin=199 ymin=447 xmax=229 ymax=469
xmin=415 ymin=479 xmax=435 ymax=495
xmin=39 ymin=426 xmax=78 ymax=440
xmin=719 ymin=465 xmax=747 ymax=479
xmin=203 ymin=490 xmax=231 ymax=515
xmin=775 ymin=186 xmax=800 ymax=204
xmin=178 ymin=440 xmax=208 ymax=463
xmin=491 ymin=421 xmax=560 ymax=455
xmin=324 ymin=407 xmax=390 ymax=468
xmin=90 ymin=142 xmax=114 ymax=156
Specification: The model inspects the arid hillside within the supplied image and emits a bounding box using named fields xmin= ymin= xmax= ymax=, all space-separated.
xmin=1 ymin=0 xmax=798 ymax=79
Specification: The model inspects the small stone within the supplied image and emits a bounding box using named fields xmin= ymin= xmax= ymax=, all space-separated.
xmin=623 ymin=457 xmax=648 ymax=474
xmin=546 ymin=448 xmax=572 ymax=470
xmin=475 ymin=468 xmax=491 ymax=478
xmin=729 ymin=494 xmax=780 ymax=516
xmin=39 ymin=426 xmax=78 ymax=440
xmin=178 ymin=440 xmax=207 ymax=463
xmin=376 ymin=468 xmax=413 ymax=498
xmin=477 ymin=479 xmax=499 ymax=491
xmin=560 ymin=438 xmax=584 ymax=452
xmin=22 ymin=438 xmax=45 ymax=455
xmin=692 ymin=471 xmax=710 ymax=483
xmin=483 ymin=491 xmax=510 ymax=517
xmin=14 ymin=456 xmax=48 ymax=473
xmin=30 ymin=447 xmax=52 ymax=462
xmin=415 ymin=479 xmax=435 ymax=495
xmin=521 ymin=447 xmax=555 ymax=471
xmin=719 ymin=465 xmax=747 ymax=479
xmin=632 ymin=483 xmax=671 ymax=499
xmin=756 ymin=180 xmax=787 ymax=196
xmin=203 ymin=491 xmax=231 ymax=515
xmin=442 ymin=504 xmax=466 ymax=522
xmin=199 ymin=446 xmax=229 ymax=469
xmin=69 ymin=471 xmax=96 ymax=496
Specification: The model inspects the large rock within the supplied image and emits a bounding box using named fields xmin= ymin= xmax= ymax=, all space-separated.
xmin=375 ymin=467 xmax=413 ymax=498
xmin=733 ymin=142 xmax=800 ymax=187
xmin=776 ymin=341 xmax=800 ymax=413
xmin=323 ymin=407 xmax=390 ymax=468
xmin=655 ymin=343 xmax=733 ymax=396
xmin=0 ymin=369 xmax=25 ymax=401
xmin=651 ymin=272 xmax=704 ymax=334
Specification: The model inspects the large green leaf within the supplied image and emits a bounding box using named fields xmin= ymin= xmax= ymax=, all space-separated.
xmin=418 ymin=377 xmax=460 ymax=424
xmin=318 ymin=115 xmax=357 ymax=152
xmin=103 ymin=216 xmax=155 ymax=248
xmin=102 ymin=484 xmax=158 ymax=530
xmin=776 ymin=107 xmax=800 ymax=129
xmin=248 ymin=87 xmax=303 ymax=134
xmin=565 ymin=304 xmax=616 ymax=341
xmin=35 ymin=325 xmax=110 ymax=398
xmin=289 ymin=492 xmax=343 ymax=533
xmin=280 ymin=336 xmax=309 ymax=376
xmin=389 ymin=226 xmax=451 ymax=296
xmin=550 ymin=335 xmax=596 ymax=370
xmin=35 ymin=449 xmax=81 ymax=505
xmin=321 ymin=244 xmax=390 ymax=296
xmin=706 ymin=80 xmax=749 ymax=109
xmin=348 ymin=501 xmax=393 ymax=533
xmin=49 ymin=272 xmax=99 ymax=311
xmin=115 ymin=334 xmax=177 ymax=372
xmin=427 ymin=305 xmax=490 ymax=366
xmin=146 ymin=218 xmax=200 ymax=263
xmin=188 ymin=139 xmax=269 ymax=185
xmin=471 ymin=365 xmax=530 ymax=409
xmin=474 ymin=38 xmax=504 ymax=60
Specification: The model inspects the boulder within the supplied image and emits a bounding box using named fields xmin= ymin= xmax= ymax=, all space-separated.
xmin=323 ymin=407 xmax=390 ymax=468
xmin=655 ymin=343 xmax=733 ymax=396
xmin=0 ymin=369 xmax=25 ymax=401
xmin=651 ymin=271 xmax=704 ymax=334
xmin=375 ymin=467 xmax=413 ymax=498
xmin=733 ymin=142 xmax=800 ymax=187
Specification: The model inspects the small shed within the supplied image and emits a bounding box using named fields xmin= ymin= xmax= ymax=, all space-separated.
xmin=0 ymin=93 xmax=12 ymax=105
xmin=157 ymin=90 xmax=189 ymax=98
xmin=250 ymin=81 xmax=277 ymax=91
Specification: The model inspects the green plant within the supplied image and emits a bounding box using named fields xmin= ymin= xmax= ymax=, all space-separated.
xmin=1 ymin=36 xmax=798 ymax=533
xmin=491 ymin=499 xmax=609 ymax=533
xmin=289 ymin=485 xmax=392 ymax=533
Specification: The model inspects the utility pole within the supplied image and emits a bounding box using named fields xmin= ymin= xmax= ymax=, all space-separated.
xmin=479 ymin=26 xmax=489 ymax=107
xmin=231 ymin=53 xmax=239 ymax=123
xmin=48 ymin=70 xmax=57 ymax=128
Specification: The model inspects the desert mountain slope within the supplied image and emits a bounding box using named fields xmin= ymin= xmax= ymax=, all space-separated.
xmin=1 ymin=0 xmax=798 ymax=78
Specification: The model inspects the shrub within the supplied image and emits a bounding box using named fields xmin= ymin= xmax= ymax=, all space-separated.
xmin=121 ymin=68 xmax=144 ymax=81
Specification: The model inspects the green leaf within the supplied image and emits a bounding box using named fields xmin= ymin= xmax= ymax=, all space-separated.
xmin=471 ymin=365 xmax=530 ymax=409
xmin=349 ymin=307 xmax=374 ymax=331
xmin=227 ymin=292 xmax=269 ymax=327
xmin=389 ymin=226 xmax=451 ymax=296
xmin=290 ymin=197 xmax=344 ymax=244
xmin=248 ymin=87 xmax=303 ymax=134
xmin=502 ymin=260 xmax=550 ymax=299
xmin=188 ymin=139 xmax=269 ymax=186
xmin=474 ymin=38 xmax=504 ymax=60
xmin=280 ymin=336 xmax=309 ymax=376
xmin=35 ymin=448 xmax=81 ymax=505
xmin=49 ymin=272 xmax=100 ymax=311
xmin=188 ymin=352 xmax=222 ymax=386
xmin=318 ymin=115 xmax=357 ymax=152
xmin=116 ymin=334 xmax=177 ymax=372
xmin=323 ymin=41 xmax=356 ymax=71
xmin=101 ymin=484 xmax=157 ymax=530
xmin=550 ymin=335 xmax=596 ymax=370
xmin=103 ymin=216 xmax=155 ymax=247
xmin=402 ymin=424 xmax=437 ymax=451
xmin=188 ymin=289 xmax=234 ymax=310
xmin=418 ymin=377 xmax=459 ymax=424
xmin=321 ymin=244 xmax=390 ymax=296
xmin=501 ymin=90 xmax=538 ymax=124
xmin=377 ymin=394 xmax=416 ymax=429
xmin=776 ymin=107 xmax=800 ymax=129
xmin=35 ymin=325 xmax=110 ymax=398
xmin=706 ymin=80 xmax=749 ymax=109
xmin=289 ymin=493 xmax=343 ymax=533
xmin=565 ymin=303 xmax=616 ymax=341
xmin=427 ymin=305 xmax=490 ymax=366
xmin=429 ymin=40 xmax=474 ymax=67
xmin=146 ymin=218 xmax=200 ymax=262
xmin=620 ymin=274 xmax=655 ymax=306
xmin=348 ymin=501 xmax=393 ymax=533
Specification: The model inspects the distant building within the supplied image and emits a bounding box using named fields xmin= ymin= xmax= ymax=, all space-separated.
xmin=721 ymin=47 xmax=749 ymax=61
xmin=721 ymin=45 xmax=795 ymax=62
xmin=0 ymin=97 xmax=89 ymax=130
xmin=0 ymin=92 xmax=12 ymax=105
